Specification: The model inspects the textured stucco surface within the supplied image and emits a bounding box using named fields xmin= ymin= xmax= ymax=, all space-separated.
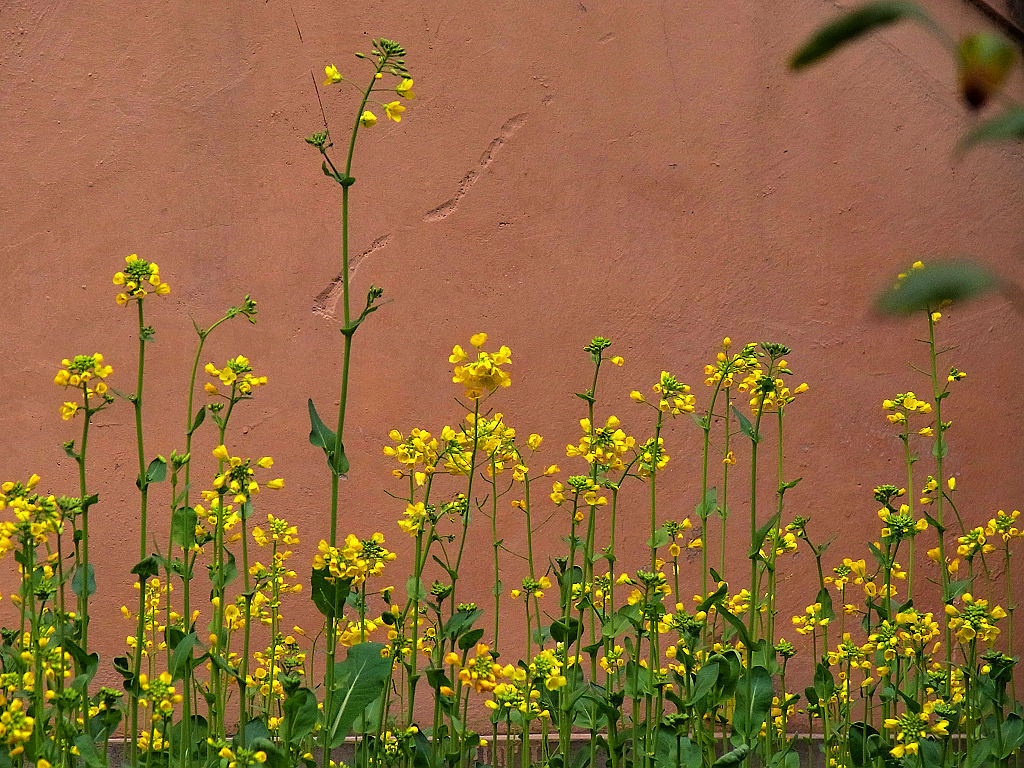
xmin=1 ymin=0 xmax=1023 ymax=687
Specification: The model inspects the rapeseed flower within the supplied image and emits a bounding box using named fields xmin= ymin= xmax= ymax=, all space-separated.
xmin=113 ymin=253 xmax=169 ymax=305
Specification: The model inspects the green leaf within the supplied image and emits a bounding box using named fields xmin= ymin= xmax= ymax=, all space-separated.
xmin=749 ymin=512 xmax=782 ymax=560
xmin=208 ymin=551 xmax=237 ymax=590
xmin=944 ymin=577 xmax=973 ymax=603
xmin=131 ymin=556 xmax=160 ymax=581
xmin=311 ymin=567 xmax=351 ymax=620
xmin=1000 ymin=713 xmax=1024 ymax=756
xmin=406 ymin=576 xmax=427 ymax=602
xmin=695 ymin=487 xmax=717 ymax=518
xmin=189 ymin=405 xmax=206 ymax=435
xmin=790 ymin=2 xmax=935 ymax=69
xmin=307 ymin=398 xmax=337 ymax=460
xmin=848 ymin=722 xmax=879 ymax=767
xmin=733 ymin=666 xmax=772 ymax=739
xmin=647 ymin=527 xmax=671 ymax=549
xmin=718 ymin=607 xmax=754 ymax=656
xmin=957 ymin=32 xmax=1016 ymax=109
xmin=961 ymin=106 xmax=1024 ymax=149
xmin=932 ymin=437 xmax=948 ymax=459
xmin=732 ymin=405 xmax=758 ymax=442
xmin=458 ymin=628 xmax=485 ymax=651
xmin=169 ymin=633 xmax=199 ymax=681
xmin=72 ymin=563 xmax=96 ymax=598
xmin=147 ymin=456 xmax=167 ymax=483
xmin=283 ymin=687 xmax=319 ymax=744
xmin=171 ymin=506 xmax=198 ymax=548
xmin=713 ymin=744 xmax=751 ymax=767
xmin=550 ymin=617 xmax=583 ymax=645
xmin=876 ymin=259 xmax=997 ymax=315
xmin=685 ymin=662 xmax=720 ymax=706
xmin=74 ymin=733 xmax=106 ymax=768
xmin=327 ymin=642 xmax=392 ymax=747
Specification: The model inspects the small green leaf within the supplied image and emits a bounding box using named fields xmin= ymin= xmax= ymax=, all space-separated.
xmin=550 ymin=617 xmax=583 ymax=645
xmin=146 ymin=456 xmax=167 ymax=483
xmin=72 ymin=563 xmax=96 ymax=598
xmin=732 ymin=406 xmax=758 ymax=443
xmin=307 ymin=398 xmax=337 ymax=458
xmin=790 ymin=2 xmax=935 ymax=69
xmin=695 ymin=487 xmax=718 ymax=518
xmin=169 ymin=633 xmax=199 ymax=681
xmin=189 ymin=406 xmax=206 ymax=435
xmin=647 ymin=527 xmax=671 ymax=549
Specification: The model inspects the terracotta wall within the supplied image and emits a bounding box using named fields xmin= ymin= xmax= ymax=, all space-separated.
xmin=2 ymin=0 xmax=1023 ymax=687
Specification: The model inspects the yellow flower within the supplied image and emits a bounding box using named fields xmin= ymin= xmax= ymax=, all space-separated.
xmin=323 ymin=64 xmax=343 ymax=85
xmin=384 ymin=101 xmax=406 ymax=122
xmin=360 ymin=111 xmax=378 ymax=127
xmin=396 ymin=78 xmax=415 ymax=99
xmin=60 ymin=401 xmax=79 ymax=420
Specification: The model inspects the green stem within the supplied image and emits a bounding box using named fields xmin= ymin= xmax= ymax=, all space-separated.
xmin=130 ymin=298 xmax=149 ymax=764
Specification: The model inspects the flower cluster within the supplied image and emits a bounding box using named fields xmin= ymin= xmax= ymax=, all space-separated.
xmin=113 ymin=253 xmax=169 ymax=305
xmin=204 ymin=355 xmax=267 ymax=398
xmin=449 ymin=334 xmax=512 ymax=400
xmin=54 ymin=353 xmax=114 ymax=419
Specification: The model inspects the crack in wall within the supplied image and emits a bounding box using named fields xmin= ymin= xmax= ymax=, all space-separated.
xmin=422 ymin=112 xmax=528 ymax=222
xmin=312 ymin=233 xmax=392 ymax=318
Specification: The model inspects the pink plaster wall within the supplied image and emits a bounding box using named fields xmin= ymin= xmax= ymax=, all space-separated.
xmin=2 ymin=0 xmax=1023 ymax=689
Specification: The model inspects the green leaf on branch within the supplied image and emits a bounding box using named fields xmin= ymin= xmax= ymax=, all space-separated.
xmin=695 ymin=487 xmax=717 ymax=519
xmin=307 ymin=397 xmax=337 ymax=460
xmin=72 ymin=563 xmax=96 ymax=598
xmin=458 ymin=628 xmax=485 ymax=651
xmin=732 ymin=406 xmax=758 ymax=443
xmin=169 ymin=633 xmax=200 ymax=681
xmin=790 ymin=2 xmax=935 ymax=69
xmin=876 ymin=260 xmax=997 ymax=315
xmin=131 ymin=556 xmax=160 ymax=581
xmin=189 ymin=406 xmax=206 ymax=435
xmin=171 ymin=506 xmax=198 ymax=548
xmin=327 ymin=642 xmax=392 ymax=747
xmin=647 ymin=526 xmax=671 ymax=549
xmin=550 ymin=617 xmax=583 ymax=645
xmin=733 ymin=666 xmax=772 ymax=740
xmin=208 ymin=551 xmax=237 ymax=590
xmin=749 ymin=512 xmax=782 ymax=560
xmin=283 ymin=687 xmax=319 ymax=744
xmin=311 ymin=568 xmax=350 ymax=620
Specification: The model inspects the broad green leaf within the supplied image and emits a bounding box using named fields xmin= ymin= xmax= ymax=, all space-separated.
xmin=550 ymin=617 xmax=583 ymax=645
xmin=685 ymin=662 xmax=720 ymax=706
xmin=208 ymin=551 xmax=237 ymax=590
xmin=311 ymin=567 xmax=351 ymax=620
xmin=876 ymin=260 xmax=997 ymax=315
xmin=74 ymin=733 xmax=106 ymax=768
xmin=647 ymin=526 xmax=671 ymax=549
xmin=282 ymin=687 xmax=317 ymax=744
xmin=328 ymin=642 xmax=392 ymax=747
xmin=170 ymin=506 xmax=198 ymax=548
xmin=457 ymin=628 xmax=485 ymax=650
xmin=733 ymin=666 xmax=772 ymax=739
xmin=131 ymin=555 xmax=160 ymax=580
xmin=147 ymin=456 xmax=167 ymax=483
xmin=790 ymin=2 xmax=935 ymax=69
